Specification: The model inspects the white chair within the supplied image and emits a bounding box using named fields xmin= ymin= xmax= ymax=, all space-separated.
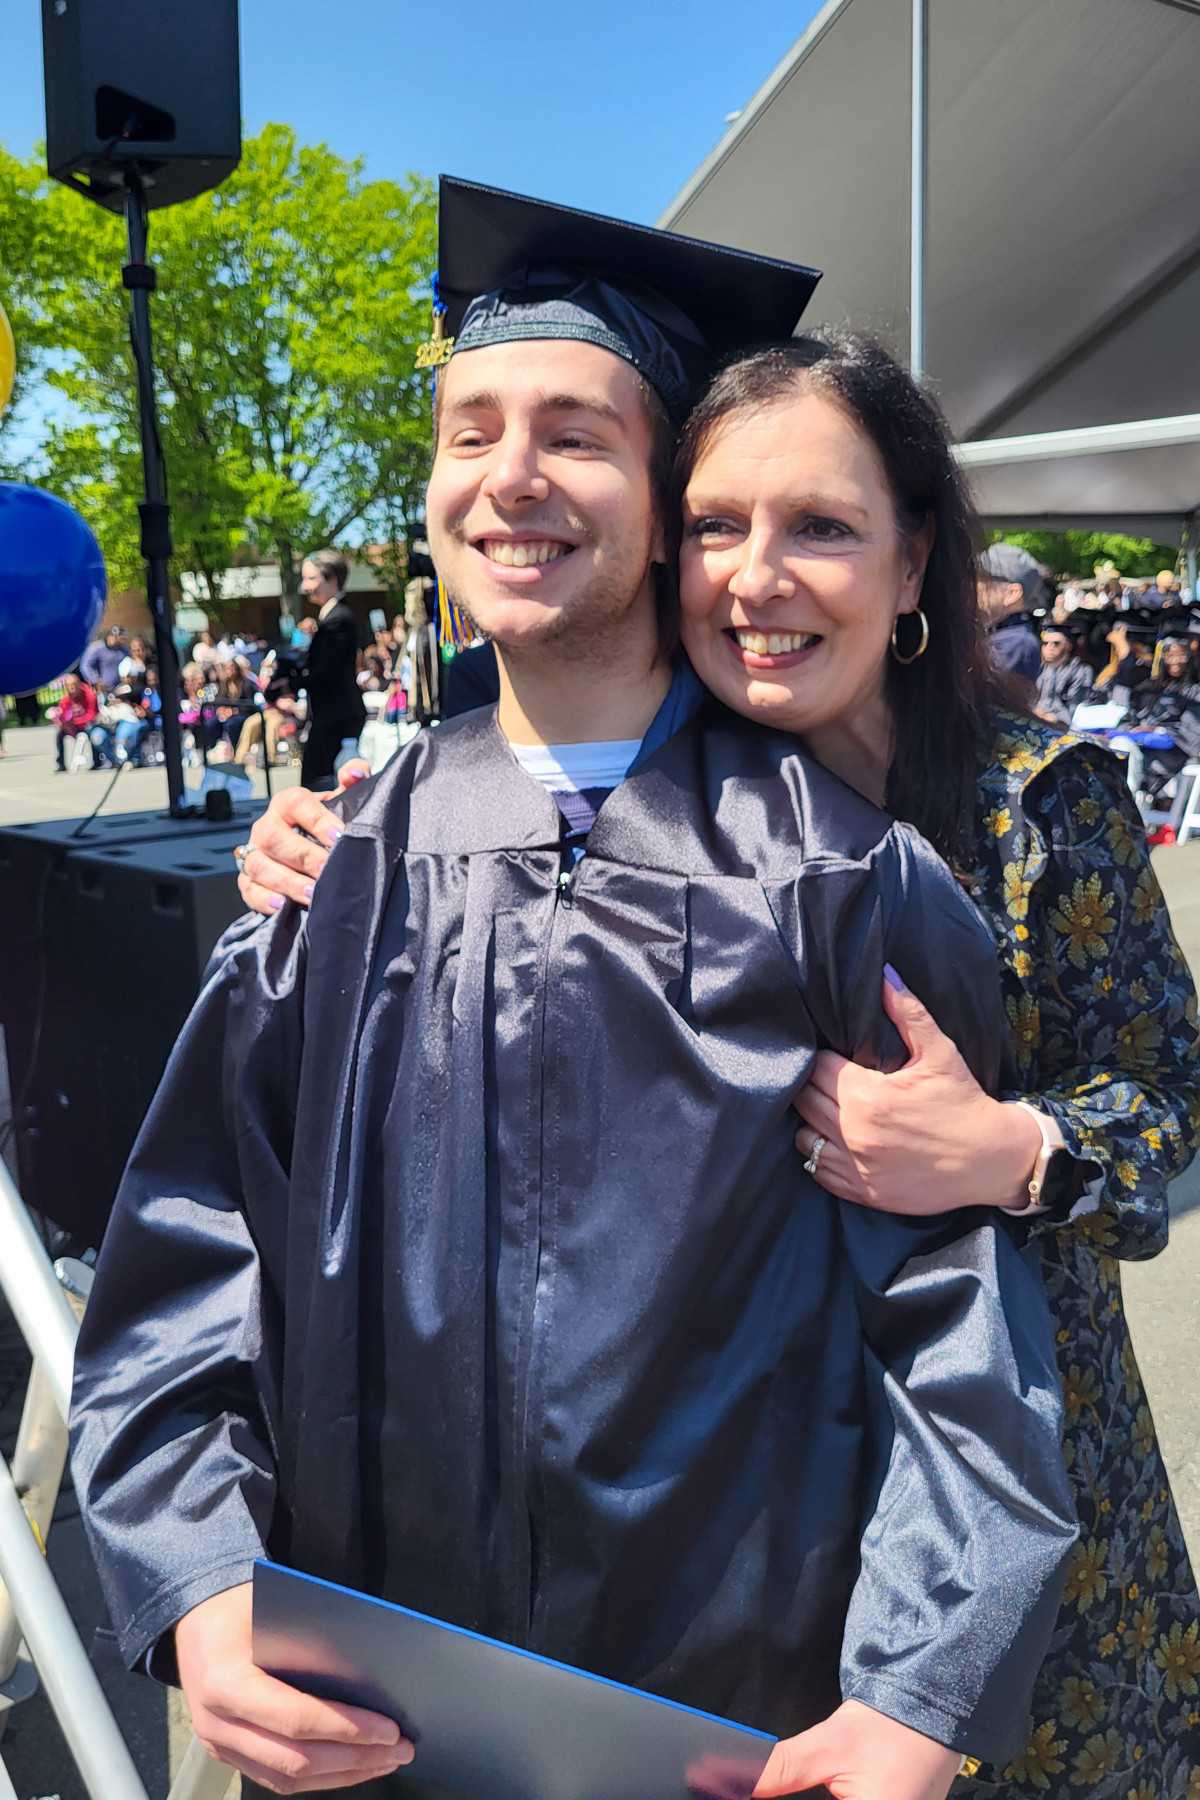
xmin=1171 ymin=763 xmax=1200 ymax=844
xmin=67 ymin=733 xmax=91 ymax=773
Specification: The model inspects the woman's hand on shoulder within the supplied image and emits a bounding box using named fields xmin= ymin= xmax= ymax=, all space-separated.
xmin=237 ymin=759 xmax=371 ymax=915
xmin=793 ymin=970 xmax=1044 ymax=1215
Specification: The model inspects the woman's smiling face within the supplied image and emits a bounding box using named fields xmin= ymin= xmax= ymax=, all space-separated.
xmin=677 ymin=388 xmax=931 ymax=738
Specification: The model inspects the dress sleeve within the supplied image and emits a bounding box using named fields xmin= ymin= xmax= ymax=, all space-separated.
xmin=1008 ymin=746 xmax=1200 ymax=1260
xmin=68 ymin=902 xmax=308 ymax=1670
xmin=800 ymin=830 xmax=1077 ymax=1761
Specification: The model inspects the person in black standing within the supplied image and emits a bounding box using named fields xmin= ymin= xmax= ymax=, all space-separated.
xmin=298 ymin=550 xmax=366 ymax=788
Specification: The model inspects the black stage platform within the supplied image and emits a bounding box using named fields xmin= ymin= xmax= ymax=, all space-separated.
xmin=0 ymin=803 xmax=266 ymax=1244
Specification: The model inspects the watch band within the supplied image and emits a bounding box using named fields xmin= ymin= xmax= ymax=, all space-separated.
xmin=1000 ymin=1102 xmax=1066 ymax=1217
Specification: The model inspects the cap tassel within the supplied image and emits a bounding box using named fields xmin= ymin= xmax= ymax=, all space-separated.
xmin=420 ymin=275 xmax=474 ymax=649
xmin=437 ymin=577 xmax=474 ymax=649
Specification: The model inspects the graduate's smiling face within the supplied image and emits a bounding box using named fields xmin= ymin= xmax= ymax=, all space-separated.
xmin=426 ymin=339 xmax=664 ymax=653
xmin=677 ymin=390 xmax=931 ymax=738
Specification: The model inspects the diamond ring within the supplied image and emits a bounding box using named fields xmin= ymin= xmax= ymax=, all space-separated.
xmin=802 ymin=1135 xmax=827 ymax=1177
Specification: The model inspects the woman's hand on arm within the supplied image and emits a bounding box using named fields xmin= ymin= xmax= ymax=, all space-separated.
xmin=793 ymin=972 xmax=1044 ymax=1215
xmin=751 ymin=1701 xmax=961 ymax=1800
xmin=237 ymin=759 xmax=371 ymax=914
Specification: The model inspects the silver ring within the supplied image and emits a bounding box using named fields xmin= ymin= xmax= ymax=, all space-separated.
xmin=233 ymin=843 xmax=249 ymax=876
xmin=802 ymin=1135 xmax=827 ymax=1177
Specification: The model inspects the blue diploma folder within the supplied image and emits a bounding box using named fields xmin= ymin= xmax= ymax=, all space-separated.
xmin=252 ymin=1560 xmax=775 ymax=1800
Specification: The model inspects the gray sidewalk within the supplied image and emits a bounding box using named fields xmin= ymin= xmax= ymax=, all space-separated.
xmin=0 ymin=719 xmax=299 ymax=830
xmin=0 ymin=714 xmax=1196 ymax=1797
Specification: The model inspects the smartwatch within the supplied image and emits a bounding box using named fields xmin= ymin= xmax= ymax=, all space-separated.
xmin=1002 ymin=1102 xmax=1098 ymax=1220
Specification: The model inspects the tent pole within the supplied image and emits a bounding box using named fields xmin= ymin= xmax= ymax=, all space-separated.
xmin=909 ymin=0 xmax=928 ymax=380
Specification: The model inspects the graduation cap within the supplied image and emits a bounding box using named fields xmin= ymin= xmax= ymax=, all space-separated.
xmin=1116 ymin=607 xmax=1159 ymax=641
xmin=1157 ymin=614 xmax=1191 ymax=646
xmin=428 ymin=176 xmax=822 ymax=427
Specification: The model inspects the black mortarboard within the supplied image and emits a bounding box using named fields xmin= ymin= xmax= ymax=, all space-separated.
xmin=434 ymin=176 xmax=821 ymax=425
xmin=1118 ymin=608 xmax=1159 ymax=641
xmin=1156 ymin=609 xmax=1190 ymax=645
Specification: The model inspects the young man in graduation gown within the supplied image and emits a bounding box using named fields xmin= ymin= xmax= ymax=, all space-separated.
xmin=71 ymin=182 xmax=1076 ymax=1800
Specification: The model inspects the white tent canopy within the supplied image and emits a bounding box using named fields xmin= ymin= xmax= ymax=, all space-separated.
xmin=659 ymin=0 xmax=1200 ymax=543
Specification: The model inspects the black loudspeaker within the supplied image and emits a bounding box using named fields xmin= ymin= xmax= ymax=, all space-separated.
xmin=42 ymin=0 xmax=241 ymax=211
xmin=0 ymin=806 xmax=264 ymax=1245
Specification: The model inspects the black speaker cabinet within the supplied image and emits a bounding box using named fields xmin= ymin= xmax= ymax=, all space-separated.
xmin=42 ymin=0 xmax=241 ymax=211
xmin=0 ymin=806 xmax=264 ymax=1244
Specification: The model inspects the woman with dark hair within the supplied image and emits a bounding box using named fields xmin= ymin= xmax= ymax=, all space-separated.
xmin=238 ymin=329 xmax=1200 ymax=1793
xmin=671 ymin=331 xmax=1200 ymax=1795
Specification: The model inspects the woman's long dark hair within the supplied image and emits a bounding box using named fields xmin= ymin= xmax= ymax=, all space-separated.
xmin=668 ymin=330 xmax=1019 ymax=874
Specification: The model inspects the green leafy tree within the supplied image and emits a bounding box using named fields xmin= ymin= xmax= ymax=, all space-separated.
xmin=0 ymin=126 xmax=436 ymax=616
xmin=986 ymin=528 xmax=1179 ymax=582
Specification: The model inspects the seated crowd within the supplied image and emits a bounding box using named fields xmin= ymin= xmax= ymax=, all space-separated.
xmin=33 ymin=554 xmax=1200 ymax=813
xmin=43 ymin=588 xmax=447 ymax=779
xmin=981 ymin=543 xmax=1200 ymax=817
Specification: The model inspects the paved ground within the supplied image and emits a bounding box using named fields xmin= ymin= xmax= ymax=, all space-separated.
xmin=0 ymin=719 xmax=300 ymax=828
xmin=0 ymin=714 xmax=1196 ymax=1798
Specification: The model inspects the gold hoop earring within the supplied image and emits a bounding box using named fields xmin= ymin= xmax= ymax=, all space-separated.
xmin=891 ymin=608 xmax=930 ymax=665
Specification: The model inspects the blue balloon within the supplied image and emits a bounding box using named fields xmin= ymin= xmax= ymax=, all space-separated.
xmin=0 ymin=483 xmax=107 ymax=694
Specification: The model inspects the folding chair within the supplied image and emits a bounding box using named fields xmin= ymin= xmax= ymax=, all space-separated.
xmin=1171 ymin=763 xmax=1200 ymax=844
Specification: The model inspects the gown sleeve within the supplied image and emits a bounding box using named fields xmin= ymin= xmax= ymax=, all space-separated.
xmin=68 ymin=901 xmax=308 ymax=1670
xmin=1005 ymin=746 xmax=1200 ymax=1259
xmin=798 ymin=825 xmax=1078 ymax=1762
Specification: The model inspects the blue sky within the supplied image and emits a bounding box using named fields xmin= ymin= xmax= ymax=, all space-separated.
xmin=4 ymin=0 xmax=817 ymax=224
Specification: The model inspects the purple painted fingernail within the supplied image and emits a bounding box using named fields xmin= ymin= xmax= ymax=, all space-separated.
xmin=343 ymin=768 xmax=366 ymax=785
xmin=267 ymin=894 xmax=284 ymax=911
xmin=883 ymin=962 xmax=907 ymax=992
xmin=325 ymin=824 xmax=344 ymax=847
xmin=302 ymin=883 xmax=315 ymax=901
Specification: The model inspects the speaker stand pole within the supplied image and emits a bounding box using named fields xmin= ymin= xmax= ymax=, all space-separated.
xmin=122 ymin=176 xmax=188 ymax=818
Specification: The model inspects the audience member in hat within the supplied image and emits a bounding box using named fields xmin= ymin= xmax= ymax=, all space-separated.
xmin=1034 ymin=624 xmax=1094 ymax=726
xmin=976 ymin=542 xmax=1042 ymax=691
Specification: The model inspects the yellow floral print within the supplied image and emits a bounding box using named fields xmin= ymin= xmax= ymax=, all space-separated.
xmin=1116 ymin=1011 xmax=1164 ymax=1070
xmin=1059 ymin=1675 xmax=1105 ymax=1729
xmin=1002 ymin=1721 xmax=1066 ymax=1789
xmin=1105 ymin=805 xmax=1140 ymax=865
xmin=1071 ymin=1727 xmax=1122 ymax=1782
xmin=1156 ymin=1621 xmax=1200 ymax=1703
xmin=957 ymin=719 xmax=1200 ymax=1798
xmin=1063 ymin=1538 xmax=1109 ymax=1613
xmin=1048 ymin=872 xmax=1117 ymax=968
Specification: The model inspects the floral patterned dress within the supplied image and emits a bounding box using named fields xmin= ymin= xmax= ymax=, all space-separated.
xmin=956 ymin=714 xmax=1200 ymax=1799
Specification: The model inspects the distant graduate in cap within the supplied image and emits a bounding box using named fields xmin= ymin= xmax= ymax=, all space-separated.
xmin=1136 ymin=613 xmax=1200 ymax=732
xmin=1095 ymin=606 xmax=1158 ymax=701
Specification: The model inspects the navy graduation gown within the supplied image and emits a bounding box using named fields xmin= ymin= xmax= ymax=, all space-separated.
xmin=70 ymin=698 xmax=1075 ymax=1762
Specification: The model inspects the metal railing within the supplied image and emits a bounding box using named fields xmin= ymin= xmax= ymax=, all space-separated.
xmin=0 ymin=1157 xmax=233 ymax=1800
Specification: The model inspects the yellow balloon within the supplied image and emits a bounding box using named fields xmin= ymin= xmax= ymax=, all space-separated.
xmin=0 ymin=302 xmax=13 ymax=419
